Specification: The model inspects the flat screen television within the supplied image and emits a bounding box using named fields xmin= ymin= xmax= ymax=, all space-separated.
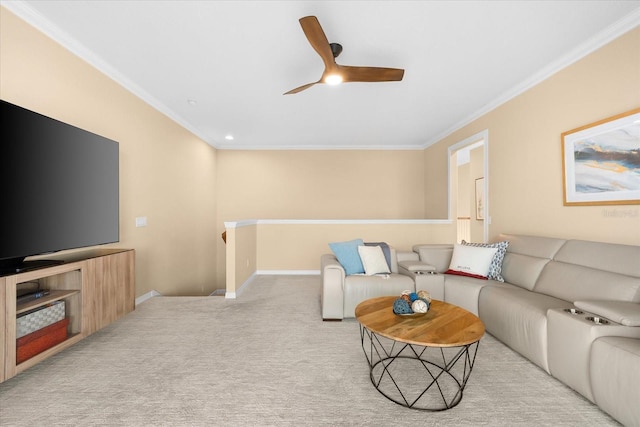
xmin=0 ymin=99 xmax=119 ymax=274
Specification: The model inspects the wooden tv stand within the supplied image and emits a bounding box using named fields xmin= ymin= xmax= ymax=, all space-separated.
xmin=0 ymin=248 xmax=134 ymax=383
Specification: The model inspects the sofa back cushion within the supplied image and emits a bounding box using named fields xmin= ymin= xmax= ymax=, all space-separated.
xmin=499 ymin=234 xmax=566 ymax=291
xmin=413 ymin=244 xmax=453 ymax=273
xmin=388 ymin=248 xmax=400 ymax=274
xmin=553 ymin=239 xmax=640 ymax=278
xmin=534 ymin=240 xmax=640 ymax=303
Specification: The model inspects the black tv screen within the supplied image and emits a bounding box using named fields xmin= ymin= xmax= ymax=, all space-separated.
xmin=0 ymin=100 xmax=119 ymax=273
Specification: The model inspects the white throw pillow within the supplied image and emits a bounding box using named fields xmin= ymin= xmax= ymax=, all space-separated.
xmin=357 ymin=245 xmax=391 ymax=276
xmin=447 ymin=243 xmax=498 ymax=279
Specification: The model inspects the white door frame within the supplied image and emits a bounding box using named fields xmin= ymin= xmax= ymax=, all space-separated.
xmin=448 ymin=129 xmax=489 ymax=242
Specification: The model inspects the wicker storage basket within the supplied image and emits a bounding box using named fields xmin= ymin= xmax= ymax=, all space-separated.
xmin=16 ymin=300 xmax=65 ymax=338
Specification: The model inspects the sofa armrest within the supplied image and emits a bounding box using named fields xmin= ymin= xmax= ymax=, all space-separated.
xmin=321 ymin=254 xmax=346 ymax=320
xmin=412 ymin=244 xmax=454 ymax=273
xmin=396 ymin=250 xmax=419 ymax=263
xmin=574 ymin=300 xmax=640 ymax=327
xmin=398 ymin=260 xmax=436 ymax=274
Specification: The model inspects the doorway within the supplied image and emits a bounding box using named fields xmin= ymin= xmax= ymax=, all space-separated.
xmin=449 ymin=130 xmax=488 ymax=243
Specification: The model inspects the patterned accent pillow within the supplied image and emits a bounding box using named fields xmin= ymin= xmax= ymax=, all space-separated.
xmin=461 ymin=240 xmax=509 ymax=282
xmin=446 ymin=244 xmax=498 ymax=280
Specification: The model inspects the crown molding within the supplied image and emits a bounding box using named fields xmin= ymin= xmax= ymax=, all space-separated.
xmin=4 ymin=1 xmax=639 ymax=151
xmin=421 ymin=7 xmax=640 ymax=149
xmin=224 ymin=219 xmax=452 ymax=229
xmin=213 ymin=143 xmax=424 ymax=151
xmin=1 ymin=0 xmax=215 ymax=147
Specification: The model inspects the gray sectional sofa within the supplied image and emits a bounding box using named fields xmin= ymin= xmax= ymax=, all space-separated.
xmin=321 ymin=234 xmax=640 ymax=426
xmin=320 ymin=248 xmax=415 ymax=320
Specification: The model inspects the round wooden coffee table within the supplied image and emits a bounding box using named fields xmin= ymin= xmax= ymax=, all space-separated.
xmin=355 ymin=296 xmax=485 ymax=411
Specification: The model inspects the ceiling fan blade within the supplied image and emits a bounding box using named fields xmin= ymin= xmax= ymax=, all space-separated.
xmin=286 ymin=16 xmax=404 ymax=94
xmin=299 ymin=16 xmax=337 ymax=72
xmin=283 ymin=81 xmax=319 ymax=95
xmin=338 ymin=65 xmax=405 ymax=83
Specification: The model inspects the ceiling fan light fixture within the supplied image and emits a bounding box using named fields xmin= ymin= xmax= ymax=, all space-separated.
xmin=283 ymin=16 xmax=404 ymax=95
xmin=325 ymin=74 xmax=343 ymax=85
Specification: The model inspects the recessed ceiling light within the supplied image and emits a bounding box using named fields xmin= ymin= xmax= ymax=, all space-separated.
xmin=187 ymin=99 xmax=197 ymax=106
xmin=225 ymin=135 xmax=234 ymax=141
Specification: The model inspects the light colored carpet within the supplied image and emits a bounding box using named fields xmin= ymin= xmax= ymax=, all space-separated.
xmin=0 ymin=275 xmax=619 ymax=426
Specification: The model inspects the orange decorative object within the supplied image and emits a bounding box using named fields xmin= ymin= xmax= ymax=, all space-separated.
xmin=16 ymin=318 xmax=69 ymax=364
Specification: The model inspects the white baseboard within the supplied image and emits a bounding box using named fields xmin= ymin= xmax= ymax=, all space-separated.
xmin=138 ymin=273 xmax=318 ymax=302
xmin=225 ymin=270 xmax=320 ymax=299
xmin=256 ymin=270 xmax=320 ymax=275
xmin=135 ymin=290 xmax=162 ymax=306
xmin=225 ymin=272 xmax=257 ymax=299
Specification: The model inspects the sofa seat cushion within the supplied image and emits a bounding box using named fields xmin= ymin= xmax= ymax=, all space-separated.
xmin=443 ymin=275 xmax=504 ymax=316
xmin=478 ymin=284 xmax=573 ymax=373
xmin=342 ymin=274 xmax=414 ymax=318
xmin=590 ymin=337 xmax=640 ymax=427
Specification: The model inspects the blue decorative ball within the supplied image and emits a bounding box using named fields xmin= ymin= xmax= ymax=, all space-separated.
xmin=393 ymin=298 xmax=412 ymax=314
xmin=409 ymin=292 xmax=419 ymax=302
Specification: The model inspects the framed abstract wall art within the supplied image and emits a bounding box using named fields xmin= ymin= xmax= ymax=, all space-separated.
xmin=562 ymin=108 xmax=640 ymax=206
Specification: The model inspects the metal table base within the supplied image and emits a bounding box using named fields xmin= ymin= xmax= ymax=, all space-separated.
xmin=360 ymin=324 xmax=480 ymax=411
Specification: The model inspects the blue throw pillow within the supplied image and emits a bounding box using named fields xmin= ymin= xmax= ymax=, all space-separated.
xmin=329 ymin=239 xmax=365 ymax=275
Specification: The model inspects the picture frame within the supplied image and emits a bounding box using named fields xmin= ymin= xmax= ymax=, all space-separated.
xmin=562 ymin=108 xmax=640 ymax=206
xmin=475 ymin=177 xmax=485 ymax=220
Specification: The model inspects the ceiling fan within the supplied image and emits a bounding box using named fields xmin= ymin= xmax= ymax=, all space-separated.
xmin=284 ymin=16 xmax=405 ymax=95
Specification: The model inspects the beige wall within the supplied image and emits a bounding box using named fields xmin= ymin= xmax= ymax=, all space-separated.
xmin=424 ymin=141 xmax=450 ymax=219
xmin=425 ymin=27 xmax=640 ymax=246
xmin=223 ymin=219 xmax=458 ymax=295
xmin=255 ymin=221 xmax=455 ymax=270
xmin=215 ymin=149 xmax=427 ymax=285
xmin=224 ymin=223 xmax=257 ymax=296
xmin=216 ymin=150 xmax=426 ymax=220
xmin=4 ymin=6 xmax=638 ymax=298
xmin=1 ymin=8 xmax=219 ymax=297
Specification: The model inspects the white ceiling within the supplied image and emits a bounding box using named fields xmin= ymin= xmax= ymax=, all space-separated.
xmin=3 ymin=1 xmax=640 ymax=150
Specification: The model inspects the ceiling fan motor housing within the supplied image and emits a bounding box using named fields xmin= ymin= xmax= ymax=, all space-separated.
xmin=330 ymin=43 xmax=343 ymax=58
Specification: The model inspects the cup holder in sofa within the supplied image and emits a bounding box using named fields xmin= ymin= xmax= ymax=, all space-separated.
xmin=585 ymin=316 xmax=610 ymax=325
xmin=564 ymin=308 xmax=584 ymax=315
